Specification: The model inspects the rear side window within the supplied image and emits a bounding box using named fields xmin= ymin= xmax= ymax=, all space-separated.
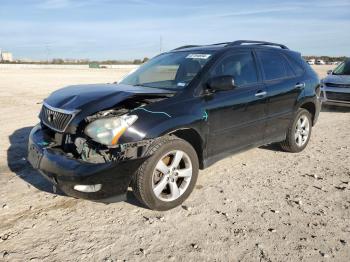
xmin=286 ymin=56 xmax=305 ymax=76
xmin=258 ymin=51 xmax=295 ymax=80
xmin=212 ymin=52 xmax=258 ymax=86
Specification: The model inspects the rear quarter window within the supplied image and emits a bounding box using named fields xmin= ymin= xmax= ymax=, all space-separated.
xmin=285 ymin=55 xmax=305 ymax=76
xmin=257 ymin=51 xmax=295 ymax=80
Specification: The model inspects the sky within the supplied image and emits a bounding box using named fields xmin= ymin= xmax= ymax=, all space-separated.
xmin=0 ymin=0 xmax=349 ymax=60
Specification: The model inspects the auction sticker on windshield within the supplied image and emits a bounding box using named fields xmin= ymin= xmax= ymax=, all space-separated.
xmin=186 ymin=54 xmax=211 ymax=59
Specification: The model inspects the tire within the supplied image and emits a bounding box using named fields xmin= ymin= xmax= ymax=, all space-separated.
xmin=132 ymin=136 xmax=199 ymax=211
xmin=280 ymin=108 xmax=312 ymax=153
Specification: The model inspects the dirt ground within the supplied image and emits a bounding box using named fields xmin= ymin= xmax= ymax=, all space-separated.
xmin=0 ymin=65 xmax=349 ymax=262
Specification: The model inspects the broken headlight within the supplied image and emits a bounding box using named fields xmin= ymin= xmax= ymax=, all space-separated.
xmin=84 ymin=115 xmax=138 ymax=146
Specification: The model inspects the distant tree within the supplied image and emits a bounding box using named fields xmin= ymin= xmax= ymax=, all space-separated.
xmin=133 ymin=59 xmax=142 ymax=64
xmin=303 ymin=56 xmax=348 ymax=63
xmin=142 ymin=57 xmax=149 ymax=63
xmin=52 ymin=58 xmax=64 ymax=64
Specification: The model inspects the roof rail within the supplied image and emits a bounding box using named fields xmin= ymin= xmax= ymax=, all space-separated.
xmin=210 ymin=42 xmax=232 ymax=46
xmin=172 ymin=45 xmax=201 ymax=51
xmin=173 ymin=42 xmax=232 ymax=50
xmin=227 ymin=40 xmax=289 ymax=49
xmin=172 ymin=40 xmax=289 ymax=51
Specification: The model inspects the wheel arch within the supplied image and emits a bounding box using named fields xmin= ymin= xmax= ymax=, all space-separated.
xmin=168 ymin=128 xmax=205 ymax=169
xmin=299 ymin=101 xmax=316 ymax=125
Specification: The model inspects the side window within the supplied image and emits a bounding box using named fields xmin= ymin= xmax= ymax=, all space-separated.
xmin=212 ymin=52 xmax=258 ymax=86
xmin=258 ymin=51 xmax=295 ymax=80
xmin=286 ymin=56 xmax=305 ymax=76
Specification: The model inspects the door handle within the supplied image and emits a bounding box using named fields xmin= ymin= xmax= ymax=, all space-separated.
xmin=255 ymin=91 xmax=267 ymax=97
xmin=295 ymin=82 xmax=305 ymax=89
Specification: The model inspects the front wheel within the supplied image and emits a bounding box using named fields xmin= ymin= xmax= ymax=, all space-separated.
xmin=280 ymin=108 xmax=312 ymax=153
xmin=132 ymin=136 xmax=199 ymax=211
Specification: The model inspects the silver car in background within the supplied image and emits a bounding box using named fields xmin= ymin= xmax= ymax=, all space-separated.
xmin=321 ymin=58 xmax=350 ymax=107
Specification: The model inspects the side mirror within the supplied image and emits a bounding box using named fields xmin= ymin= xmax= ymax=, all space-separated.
xmin=207 ymin=75 xmax=235 ymax=92
xmin=327 ymin=70 xmax=333 ymax=75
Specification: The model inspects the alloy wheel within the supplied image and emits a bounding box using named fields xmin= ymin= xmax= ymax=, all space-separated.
xmin=152 ymin=150 xmax=193 ymax=202
xmin=294 ymin=115 xmax=310 ymax=147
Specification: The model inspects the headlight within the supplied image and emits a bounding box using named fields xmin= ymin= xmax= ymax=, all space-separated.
xmin=84 ymin=115 xmax=138 ymax=146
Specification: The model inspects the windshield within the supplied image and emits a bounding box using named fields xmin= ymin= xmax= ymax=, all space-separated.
xmin=333 ymin=59 xmax=350 ymax=75
xmin=119 ymin=51 xmax=214 ymax=90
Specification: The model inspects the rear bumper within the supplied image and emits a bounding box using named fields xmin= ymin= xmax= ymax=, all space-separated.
xmin=27 ymin=125 xmax=145 ymax=201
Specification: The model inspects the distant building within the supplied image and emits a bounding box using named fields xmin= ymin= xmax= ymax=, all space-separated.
xmin=0 ymin=51 xmax=13 ymax=62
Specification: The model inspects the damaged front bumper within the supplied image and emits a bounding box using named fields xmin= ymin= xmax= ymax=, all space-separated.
xmin=27 ymin=124 xmax=147 ymax=201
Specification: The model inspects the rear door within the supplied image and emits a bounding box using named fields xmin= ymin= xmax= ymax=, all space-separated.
xmin=256 ymin=50 xmax=304 ymax=141
xmin=205 ymin=50 xmax=268 ymax=157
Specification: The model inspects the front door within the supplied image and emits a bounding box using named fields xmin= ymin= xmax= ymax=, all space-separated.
xmin=204 ymin=50 xmax=268 ymax=158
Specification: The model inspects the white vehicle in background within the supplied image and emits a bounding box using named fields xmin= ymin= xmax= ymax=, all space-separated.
xmin=316 ymin=59 xmax=326 ymax=65
xmin=306 ymin=59 xmax=315 ymax=65
xmin=325 ymin=61 xmax=341 ymax=65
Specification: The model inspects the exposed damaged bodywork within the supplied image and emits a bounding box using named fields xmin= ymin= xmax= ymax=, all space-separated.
xmin=73 ymin=96 xmax=170 ymax=163
xmin=39 ymin=93 xmax=171 ymax=164
xmin=27 ymin=84 xmax=177 ymax=200
xmin=74 ymin=137 xmax=155 ymax=163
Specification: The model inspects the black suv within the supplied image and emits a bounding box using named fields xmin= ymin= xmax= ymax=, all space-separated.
xmin=28 ymin=40 xmax=321 ymax=210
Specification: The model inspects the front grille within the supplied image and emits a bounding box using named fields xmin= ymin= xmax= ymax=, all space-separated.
xmin=325 ymin=82 xmax=350 ymax=88
xmin=326 ymin=92 xmax=350 ymax=102
xmin=40 ymin=104 xmax=74 ymax=132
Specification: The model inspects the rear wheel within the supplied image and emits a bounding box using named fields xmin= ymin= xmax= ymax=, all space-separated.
xmin=280 ymin=108 xmax=312 ymax=153
xmin=132 ymin=136 xmax=199 ymax=211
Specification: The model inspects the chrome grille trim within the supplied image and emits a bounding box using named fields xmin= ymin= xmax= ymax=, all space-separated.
xmin=40 ymin=102 xmax=80 ymax=132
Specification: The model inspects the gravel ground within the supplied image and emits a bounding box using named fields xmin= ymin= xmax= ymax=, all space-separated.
xmin=0 ymin=65 xmax=349 ymax=261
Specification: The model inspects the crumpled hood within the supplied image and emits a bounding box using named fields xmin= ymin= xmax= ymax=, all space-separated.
xmin=44 ymin=83 xmax=174 ymax=111
xmin=323 ymin=74 xmax=350 ymax=85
